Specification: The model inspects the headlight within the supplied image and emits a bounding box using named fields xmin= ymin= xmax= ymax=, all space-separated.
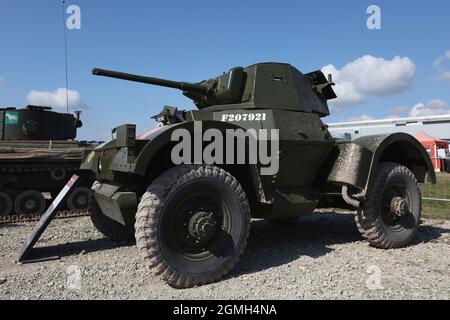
xmin=97 ymin=159 xmax=102 ymax=173
xmin=85 ymin=151 xmax=95 ymax=164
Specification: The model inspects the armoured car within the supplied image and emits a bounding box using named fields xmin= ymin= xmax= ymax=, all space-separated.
xmin=82 ymin=63 xmax=435 ymax=287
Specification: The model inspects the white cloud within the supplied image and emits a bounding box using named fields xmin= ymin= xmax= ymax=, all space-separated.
xmin=26 ymin=88 xmax=84 ymax=110
xmin=322 ymin=55 xmax=416 ymax=109
xmin=409 ymin=99 xmax=450 ymax=117
xmin=384 ymin=106 xmax=409 ymax=118
xmin=389 ymin=106 xmax=409 ymax=115
xmin=433 ymin=50 xmax=450 ymax=67
xmin=436 ymin=71 xmax=450 ymax=81
xmin=385 ymin=114 xmax=401 ymax=119
xmin=342 ymin=99 xmax=449 ymax=122
xmin=347 ymin=114 xmax=376 ymax=122
xmin=433 ymin=51 xmax=450 ymax=81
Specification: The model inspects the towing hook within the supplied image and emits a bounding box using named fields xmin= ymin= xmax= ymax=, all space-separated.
xmin=342 ymin=185 xmax=361 ymax=209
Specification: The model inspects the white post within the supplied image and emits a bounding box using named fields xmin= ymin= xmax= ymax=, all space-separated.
xmin=434 ymin=144 xmax=439 ymax=172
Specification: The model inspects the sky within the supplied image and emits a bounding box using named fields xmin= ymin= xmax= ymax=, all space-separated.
xmin=0 ymin=0 xmax=449 ymax=140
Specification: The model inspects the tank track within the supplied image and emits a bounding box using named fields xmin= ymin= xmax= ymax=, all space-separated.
xmin=0 ymin=162 xmax=81 ymax=173
xmin=0 ymin=209 xmax=89 ymax=225
xmin=0 ymin=160 xmax=94 ymax=220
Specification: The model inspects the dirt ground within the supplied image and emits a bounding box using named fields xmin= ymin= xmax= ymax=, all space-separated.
xmin=0 ymin=211 xmax=449 ymax=300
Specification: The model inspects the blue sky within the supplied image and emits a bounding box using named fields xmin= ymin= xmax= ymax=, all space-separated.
xmin=0 ymin=0 xmax=449 ymax=140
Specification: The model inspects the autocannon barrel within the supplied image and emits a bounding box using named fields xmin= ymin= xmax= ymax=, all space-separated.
xmin=92 ymin=68 xmax=209 ymax=94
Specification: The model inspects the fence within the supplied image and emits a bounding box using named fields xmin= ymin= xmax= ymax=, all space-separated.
xmin=420 ymin=157 xmax=450 ymax=219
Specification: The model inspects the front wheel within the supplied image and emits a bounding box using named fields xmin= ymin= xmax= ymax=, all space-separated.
xmin=135 ymin=165 xmax=251 ymax=288
xmin=89 ymin=182 xmax=135 ymax=242
xmin=356 ymin=162 xmax=422 ymax=249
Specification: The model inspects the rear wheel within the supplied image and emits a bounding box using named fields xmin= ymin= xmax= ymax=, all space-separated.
xmin=135 ymin=165 xmax=251 ymax=288
xmin=0 ymin=192 xmax=13 ymax=217
xmin=356 ymin=162 xmax=421 ymax=249
xmin=14 ymin=191 xmax=46 ymax=216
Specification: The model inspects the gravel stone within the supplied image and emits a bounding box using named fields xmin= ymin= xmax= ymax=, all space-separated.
xmin=0 ymin=211 xmax=448 ymax=300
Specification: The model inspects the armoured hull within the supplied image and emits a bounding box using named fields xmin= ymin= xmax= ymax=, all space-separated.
xmin=0 ymin=106 xmax=96 ymax=217
xmin=0 ymin=140 xmax=95 ymax=217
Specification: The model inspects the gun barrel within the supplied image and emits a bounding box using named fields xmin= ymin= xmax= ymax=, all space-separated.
xmin=92 ymin=68 xmax=209 ymax=94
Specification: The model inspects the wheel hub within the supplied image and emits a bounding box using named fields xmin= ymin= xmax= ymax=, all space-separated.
xmin=25 ymin=198 xmax=37 ymax=211
xmin=76 ymin=194 xmax=88 ymax=206
xmin=188 ymin=211 xmax=218 ymax=243
xmin=390 ymin=196 xmax=409 ymax=218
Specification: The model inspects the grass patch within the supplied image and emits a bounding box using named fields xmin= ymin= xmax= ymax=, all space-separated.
xmin=421 ymin=173 xmax=450 ymax=220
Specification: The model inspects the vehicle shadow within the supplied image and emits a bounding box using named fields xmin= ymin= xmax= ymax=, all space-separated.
xmin=34 ymin=238 xmax=134 ymax=258
xmin=229 ymin=212 xmax=360 ymax=277
xmin=230 ymin=212 xmax=449 ymax=278
xmin=412 ymin=222 xmax=450 ymax=245
xmin=24 ymin=212 xmax=448 ymax=273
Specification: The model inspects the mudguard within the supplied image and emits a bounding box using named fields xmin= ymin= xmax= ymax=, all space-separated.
xmin=131 ymin=120 xmax=269 ymax=201
xmin=328 ymin=133 xmax=436 ymax=197
xmin=133 ymin=121 xmax=249 ymax=172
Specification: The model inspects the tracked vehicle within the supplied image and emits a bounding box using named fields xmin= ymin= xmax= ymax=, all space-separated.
xmin=83 ymin=63 xmax=436 ymax=288
xmin=0 ymin=105 xmax=95 ymax=217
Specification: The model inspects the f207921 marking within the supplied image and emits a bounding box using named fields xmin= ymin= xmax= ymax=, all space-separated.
xmin=221 ymin=113 xmax=267 ymax=122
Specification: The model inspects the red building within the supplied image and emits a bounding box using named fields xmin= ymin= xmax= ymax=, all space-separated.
xmin=414 ymin=131 xmax=449 ymax=172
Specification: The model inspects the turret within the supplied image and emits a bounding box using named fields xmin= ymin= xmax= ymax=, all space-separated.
xmin=0 ymin=105 xmax=82 ymax=140
xmin=92 ymin=62 xmax=336 ymax=117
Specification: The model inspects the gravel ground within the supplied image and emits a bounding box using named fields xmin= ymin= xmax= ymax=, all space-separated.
xmin=0 ymin=211 xmax=449 ymax=300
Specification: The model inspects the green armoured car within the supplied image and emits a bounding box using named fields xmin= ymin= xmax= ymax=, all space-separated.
xmin=82 ymin=62 xmax=436 ymax=288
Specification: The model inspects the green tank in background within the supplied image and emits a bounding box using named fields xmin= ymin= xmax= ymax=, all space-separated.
xmin=0 ymin=105 xmax=96 ymax=217
xmin=83 ymin=62 xmax=436 ymax=288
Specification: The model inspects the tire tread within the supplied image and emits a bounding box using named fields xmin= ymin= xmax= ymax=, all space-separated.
xmin=134 ymin=165 xmax=251 ymax=288
xmin=355 ymin=162 xmax=421 ymax=249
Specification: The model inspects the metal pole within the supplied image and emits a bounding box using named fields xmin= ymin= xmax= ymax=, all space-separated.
xmin=61 ymin=0 xmax=69 ymax=114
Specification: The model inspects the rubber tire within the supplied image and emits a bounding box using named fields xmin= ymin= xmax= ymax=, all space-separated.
xmin=67 ymin=187 xmax=91 ymax=211
xmin=14 ymin=191 xmax=46 ymax=216
xmin=355 ymin=162 xmax=422 ymax=249
xmin=135 ymin=165 xmax=251 ymax=288
xmin=89 ymin=182 xmax=135 ymax=242
xmin=0 ymin=192 xmax=13 ymax=217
